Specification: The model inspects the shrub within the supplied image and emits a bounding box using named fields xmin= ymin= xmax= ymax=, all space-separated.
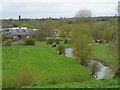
xmin=24 ymin=37 xmax=35 ymax=45
xmin=2 ymin=34 xmax=7 ymax=42
xmin=64 ymin=38 xmax=68 ymax=44
xmin=21 ymin=35 xmax=27 ymax=41
xmin=55 ymin=39 xmax=60 ymax=44
xmin=17 ymin=41 xmax=24 ymax=46
xmin=64 ymin=38 xmax=71 ymax=44
xmin=4 ymin=39 xmax=12 ymax=46
xmin=46 ymin=38 xmax=54 ymax=45
xmin=57 ymin=44 xmax=65 ymax=55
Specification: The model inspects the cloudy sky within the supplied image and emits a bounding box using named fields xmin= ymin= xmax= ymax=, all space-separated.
xmin=0 ymin=0 xmax=119 ymax=19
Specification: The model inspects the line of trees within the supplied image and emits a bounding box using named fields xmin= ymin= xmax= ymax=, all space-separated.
xmin=71 ymin=9 xmax=118 ymax=77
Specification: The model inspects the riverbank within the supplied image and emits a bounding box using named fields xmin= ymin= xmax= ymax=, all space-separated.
xmin=23 ymin=78 xmax=118 ymax=88
xmin=64 ymin=43 xmax=117 ymax=79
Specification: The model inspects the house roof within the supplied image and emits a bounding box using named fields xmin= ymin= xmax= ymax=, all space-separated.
xmin=1 ymin=27 xmax=37 ymax=35
xmin=20 ymin=27 xmax=28 ymax=30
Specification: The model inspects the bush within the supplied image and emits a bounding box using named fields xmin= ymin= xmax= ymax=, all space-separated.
xmin=57 ymin=44 xmax=65 ymax=55
xmin=55 ymin=39 xmax=60 ymax=44
xmin=24 ymin=37 xmax=35 ymax=45
xmin=46 ymin=38 xmax=54 ymax=45
xmin=17 ymin=41 xmax=24 ymax=46
xmin=4 ymin=39 xmax=12 ymax=46
xmin=2 ymin=34 xmax=7 ymax=42
xmin=21 ymin=35 xmax=27 ymax=41
xmin=64 ymin=38 xmax=68 ymax=44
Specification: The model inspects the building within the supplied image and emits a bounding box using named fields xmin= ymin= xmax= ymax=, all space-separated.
xmin=53 ymin=29 xmax=59 ymax=36
xmin=1 ymin=27 xmax=38 ymax=39
xmin=19 ymin=15 xmax=21 ymax=20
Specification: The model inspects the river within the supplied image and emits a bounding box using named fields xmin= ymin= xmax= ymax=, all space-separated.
xmin=64 ymin=48 xmax=115 ymax=79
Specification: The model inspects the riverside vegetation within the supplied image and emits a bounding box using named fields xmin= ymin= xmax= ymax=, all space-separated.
xmin=2 ymin=17 xmax=118 ymax=88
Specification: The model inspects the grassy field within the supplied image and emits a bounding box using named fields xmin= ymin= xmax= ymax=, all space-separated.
xmin=2 ymin=45 xmax=92 ymax=88
xmin=92 ymin=43 xmax=118 ymax=68
xmin=23 ymin=78 xmax=118 ymax=88
xmin=22 ymin=43 xmax=118 ymax=88
xmin=0 ymin=46 xmax=2 ymax=88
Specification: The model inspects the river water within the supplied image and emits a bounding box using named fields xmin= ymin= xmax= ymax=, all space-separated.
xmin=64 ymin=48 xmax=115 ymax=79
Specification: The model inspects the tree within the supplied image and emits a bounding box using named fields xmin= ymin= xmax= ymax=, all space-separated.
xmin=71 ymin=24 xmax=93 ymax=66
xmin=118 ymin=1 xmax=120 ymax=16
xmin=2 ymin=34 xmax=7 ymax=42
xmin=57 ymin=44 xmax=65 ymax=55
xmin=35 ymin=19 xmax=57 ymax=40
xmin=105 ymin=22 xmax=118 ymax=77
xmin=59 ymin=24 xmax=73 ymax=38
xmin=99 ymin=23 xmax=118 ymax=41
xmin=75 ymin=9 xmax=92 ymax=18
xmin=12 ymin=21 xmax=20 ymax=27
xmin=35 ymin=29 xmax=46 ymax=41
xmin=44 ymin=19 xmax=55 ymax=36
xmin=74 ymin=9 xmax=92 ymax=22
xmin=12 ymin=23 xmax=19 ymax=27
xmin=24 ymin=37 xmax=35 ymax=45
xmin=20 ymin=20 xmax=40 ymax=29
xmin=89 ymin=21 xmax=109 ymax=40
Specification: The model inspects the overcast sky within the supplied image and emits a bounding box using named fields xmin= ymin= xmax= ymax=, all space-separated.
xmin=0 ymin=0 xmax=119 ymax=19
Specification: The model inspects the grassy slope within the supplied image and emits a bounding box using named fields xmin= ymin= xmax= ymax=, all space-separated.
xmin=0 ymin=46 xmax=2 ymax=88
xmin=92 ymin=43 xmax=118 ymax=67
xmin=2 ymin=45 xmax=92 ymax=87
xmin=21 ymin=43 xmax=119 ymax=88
xmin=92 ymin=44 xmax=109 ymax=62
xmin=23 ymin=78 xmax=118 ymax=88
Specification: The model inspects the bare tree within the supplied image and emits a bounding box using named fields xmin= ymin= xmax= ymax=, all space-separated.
xmin=74 ymin=9 xmax=93 ymax=23
xmin=118 ymin=1 xmax=120 ymax=16
xmin=74 ymin=9 xmax=92 ymax=18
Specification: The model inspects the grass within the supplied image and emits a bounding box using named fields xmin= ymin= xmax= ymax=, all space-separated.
xmin=23 ymin=78 xmax=118 ymax=88
xmin=2 ymin=42 xmax=118 ymax=88
xmin=0 ymin=46 xmax=2 ymax=88
xmin=2 ymin=45 xmax=92 ymax=88
xmin=93 ymin=44 xmax=110 ymax=62
xmin=92 ymin=43 xmax=118 ymax=68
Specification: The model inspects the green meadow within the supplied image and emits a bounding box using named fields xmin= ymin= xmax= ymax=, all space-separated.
xmin=2 ymin=43 xmax=118 ymax=88
xmin=2 ymin=45 xmax=92 ymax=88
xmin=93 ymin=44 xmax=111 ymax=63
xmin=92 ymin=43 xmax=118 ymax=69
xmin=24 ymin=78 xmax=118 ymax=88
xmin=0 ymin=46 xmax=2 ymax=88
